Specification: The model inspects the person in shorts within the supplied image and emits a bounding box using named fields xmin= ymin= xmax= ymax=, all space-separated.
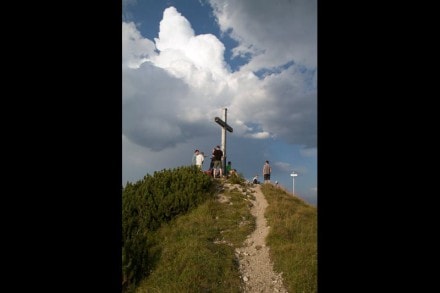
xmin=262 ymin=160 xmax=272 ymax=183
xmin=212 ymin=145 xmax=223 ymax=178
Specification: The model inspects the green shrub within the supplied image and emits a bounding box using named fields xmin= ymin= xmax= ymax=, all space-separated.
xmin=122 ymin=166 xmax=214 ymax=290
xmin=227 ymin=172 xmax=245 ymax=185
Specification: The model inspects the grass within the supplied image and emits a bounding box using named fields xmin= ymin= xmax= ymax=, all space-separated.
xmin=261 ymin=184 xmax=317 ymax=293
xmin=128 ymin=179 xmax=317 ymax=293
xmin=134 ymin=180 xmax=255 ymax=293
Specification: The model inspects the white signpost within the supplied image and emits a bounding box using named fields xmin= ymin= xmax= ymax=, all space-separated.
xmin=290 ymin=172 xmax=298 ymax=195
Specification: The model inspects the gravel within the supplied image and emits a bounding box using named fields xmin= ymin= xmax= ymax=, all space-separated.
xmin=235 ymin=184 xmax=288 ymax=293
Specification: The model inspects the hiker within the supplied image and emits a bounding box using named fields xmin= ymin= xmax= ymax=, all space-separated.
xmin=226 ymin=161 xmax=232 ymax=177
xmin=192 ymin=149 xmax=199 ymax=165
xmin=263 ymin=160 xmax=272 ymax=183
xmin=195 ymin=151 xmax=205 ymax=170
xmin=212 ymin=145 xmax=223 ymax=178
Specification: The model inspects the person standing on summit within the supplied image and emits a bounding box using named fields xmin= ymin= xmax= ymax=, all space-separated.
xmin=195 ymin=151 xmax=205 ymax=170
xmin=192 ymin=149 xmax=199 ymax=165
xmin=263 ymin=160 xmax=272 ymax=183
xmin=212 ymin=145 xmax=223 ymax=178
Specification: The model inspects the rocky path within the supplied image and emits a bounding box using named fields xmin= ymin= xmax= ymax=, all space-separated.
xmin=235 ymin=184 xmax=288 ymax=293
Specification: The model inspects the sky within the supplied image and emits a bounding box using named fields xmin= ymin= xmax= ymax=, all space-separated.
xmin=122 ymin=0 xmax=317 ymax=206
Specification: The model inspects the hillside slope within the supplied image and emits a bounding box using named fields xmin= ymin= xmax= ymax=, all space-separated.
xmin=123 ymin=169 xmax=317 ymax=292
xmin=232 ymin=183 xmax=288 ymax=292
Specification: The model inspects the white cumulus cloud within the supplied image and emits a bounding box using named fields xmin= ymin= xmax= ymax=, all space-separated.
xmin=122 ymin=2 xmax=317 ymax=206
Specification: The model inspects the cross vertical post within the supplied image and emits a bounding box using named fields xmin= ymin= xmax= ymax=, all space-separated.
xmin=221 ymin=108 xmax=227 ymax=176
xmin=214 ymin=108 xmax=233 ymax=177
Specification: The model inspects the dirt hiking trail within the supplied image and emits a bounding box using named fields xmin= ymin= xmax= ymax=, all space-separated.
xmin=230 ymin=183 xmax=288 ymax=293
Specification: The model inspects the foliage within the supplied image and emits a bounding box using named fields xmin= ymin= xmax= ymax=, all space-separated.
xmin=122 ymin=166 xmax=214 ymax=291
xmin=227 ymin=172 xmax=246 ymax=185
xmin=122 ymin=169 xmax=317 ymax=292
xmin=135 ymin=181 xmax=254 ymax=292
xmin=136 ymin=200 xmax=240 ymax=292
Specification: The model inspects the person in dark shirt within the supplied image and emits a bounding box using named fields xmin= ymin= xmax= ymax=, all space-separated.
xmin=212 ymin=145 xmax=223 ymax=178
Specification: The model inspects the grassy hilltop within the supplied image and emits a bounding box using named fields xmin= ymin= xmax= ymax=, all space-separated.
xmin=122 ymin=166 xmax=317 ymax=292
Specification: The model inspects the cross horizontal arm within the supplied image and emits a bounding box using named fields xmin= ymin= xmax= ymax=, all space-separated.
xmin=214 ymin=117 xmax=233 ymax=132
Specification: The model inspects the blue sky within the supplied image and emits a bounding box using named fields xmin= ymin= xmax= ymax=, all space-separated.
xmin=122 ymin=0 xmax=317 ymax=205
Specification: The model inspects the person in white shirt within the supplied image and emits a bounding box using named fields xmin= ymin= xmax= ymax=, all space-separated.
xmin=195 ymin=151 xmax=205 ymax=170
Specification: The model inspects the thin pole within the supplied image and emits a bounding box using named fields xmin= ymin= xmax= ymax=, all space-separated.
xmin=291 ymin=172 xmax=297 ymax=196
xmin=292 ymin=176 xmax=295 ymax=195
xmin=221 ymin=108 xmax=227 ymax=176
